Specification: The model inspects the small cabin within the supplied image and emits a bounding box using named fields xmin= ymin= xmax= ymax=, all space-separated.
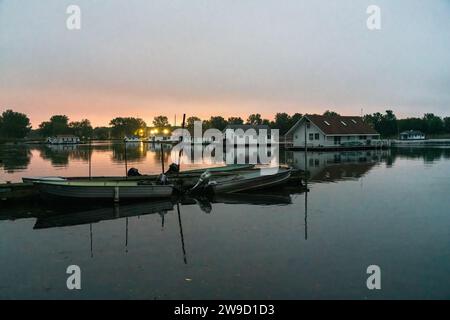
xmin=399 ymin=130 xmax=425 ymax=140
xmin=46 ymin=135 xmax=80 ymax=145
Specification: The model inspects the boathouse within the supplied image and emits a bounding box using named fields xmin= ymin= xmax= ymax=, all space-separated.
xmin=399 ymin=130 xmax=425 ymax=140
xmin=285 ymin=114 xmax=380 ymax=149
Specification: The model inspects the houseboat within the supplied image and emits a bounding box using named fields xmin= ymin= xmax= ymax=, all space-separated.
xmin=46 ymin=135 xmax=80 ymax=145
xmin=124 ymin=136 xmax=141 ymax=143
xmin=284 ymin=114 xmax=384 ymax=150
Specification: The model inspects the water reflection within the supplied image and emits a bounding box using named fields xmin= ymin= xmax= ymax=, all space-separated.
xmin=38 ymin=144 xmax=93 ymax=166
xmin=2 ymin=142 xmax=450 ymax=178
xmin=0 ymin=145 xmax=32 ymax=172
xmin=0 ymin=184 xmax=307 ymax=264
xmin=286 ymin=149 xmax=390 ymax=182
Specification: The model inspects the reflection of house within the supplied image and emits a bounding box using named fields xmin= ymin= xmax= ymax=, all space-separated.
xmin=399 ymin=130 xmax=425 ymax=140
xmin=46 ymin=135 xmax=80 ymax=145
xmin=285 ymin=115 xmax=381 ymax=149
xmin=223 ymin=124 xmax=272 ymax=146
xmin=286 ymin=150 xmax=389 ymax=182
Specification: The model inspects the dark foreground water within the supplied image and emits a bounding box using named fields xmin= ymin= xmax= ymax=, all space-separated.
xmin=0 ymin=143 xmax=449 ymax=299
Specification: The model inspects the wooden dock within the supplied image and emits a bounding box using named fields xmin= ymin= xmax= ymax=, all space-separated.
xmin=0 ymin=182 xmax=37 ymax=201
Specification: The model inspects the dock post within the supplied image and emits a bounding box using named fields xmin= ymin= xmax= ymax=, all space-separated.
xmin=114 ymin=186 xmax=120 ymax=203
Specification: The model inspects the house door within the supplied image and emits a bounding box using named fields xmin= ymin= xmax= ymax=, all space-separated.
xmin=334 ymin=136 xmax=341 ymax=145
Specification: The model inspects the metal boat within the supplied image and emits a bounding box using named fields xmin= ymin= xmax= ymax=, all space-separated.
xmin=190 ymin=167 xmax=292 ymax=194
xmin=35 ymin=180 xmax=174 ymax=201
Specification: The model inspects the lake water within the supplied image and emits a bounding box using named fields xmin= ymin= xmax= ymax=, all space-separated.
xmin=0 ymin=143 xmax=449 ymax=299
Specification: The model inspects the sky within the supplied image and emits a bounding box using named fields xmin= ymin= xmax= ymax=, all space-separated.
xmin=1 ymin=0 xmax=450 ymax=127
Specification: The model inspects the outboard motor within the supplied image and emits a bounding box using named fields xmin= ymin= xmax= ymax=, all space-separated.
xmin=127 ymin=167 xmax=141 ymax=177
xmin=158 ymin=173 xmax=168 ymax=185
xmin=190 ymin=170 xmax=212 ymax=193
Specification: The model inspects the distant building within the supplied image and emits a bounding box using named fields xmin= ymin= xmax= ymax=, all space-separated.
xmin=223 ymin=124 xmax=272 ymax=145
xmin=399 ymin=130 xmax=425 ymax=140
xmin=46 ymin=135 xmax=80 ymax=145
xmin=285 ymin=114 xmax=380 ymax=149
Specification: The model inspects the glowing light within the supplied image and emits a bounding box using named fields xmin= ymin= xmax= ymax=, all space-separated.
xmin=163 ymin=128 xmax=170 ymax=135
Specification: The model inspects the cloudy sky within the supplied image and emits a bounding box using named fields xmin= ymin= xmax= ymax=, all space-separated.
xmin=1 ymin=0 xmax=449 ymax=127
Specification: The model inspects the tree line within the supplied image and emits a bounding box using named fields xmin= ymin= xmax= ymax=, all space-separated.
xmin=1 ymin=108 xmax=450 ymax=140
xmin=363 ymin=110 xmax=450 ymax=138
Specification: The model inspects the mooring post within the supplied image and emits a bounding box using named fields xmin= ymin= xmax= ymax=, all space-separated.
xmin=114 ymin=186 xmax=120 ymax=203
xmin=88 ymin=137 xmax=92 ymax=180
xmin=124 ymin=142 xmax=128 ymax=179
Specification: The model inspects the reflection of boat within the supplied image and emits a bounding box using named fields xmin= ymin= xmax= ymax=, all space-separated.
xmin=211 ymin=192 xmax=292 ymax=206
xmin=34 ymin=180 xmax=174 ymax=201
xmin=34 ymin=200 xmax=175 ymax=229
xmin=191 ymin=168 xmax=292 ymax=194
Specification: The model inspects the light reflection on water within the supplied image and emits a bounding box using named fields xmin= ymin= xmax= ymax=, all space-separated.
xmin=0 ymin=144 xmax=449 ymax=299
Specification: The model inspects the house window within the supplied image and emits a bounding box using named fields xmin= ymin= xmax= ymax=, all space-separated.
xmin=359 ymin=135 xmax=367 ymax=140
xmin=315 ymin=133 xmax=320 ymax=140
xmin=309 ymin=133 xmax=314 ymax=140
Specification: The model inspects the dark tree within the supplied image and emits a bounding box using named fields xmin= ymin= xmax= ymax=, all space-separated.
xmin=208 ymin=116 xmax=228 ymax=131
xmin=0 ymin=109 xmax=32 ymax=139
xmin=39 ymin=115 xmax=71 ymax=137
xmin=109 ymin=117 xmax=147 ymax=138
xmin=323 ymin=110 xmax=340 ymax=117
xmin=93 ymin=127 xmax=111 ymax=140
xmin=227 ymin=117 xmax=244 ymax=125
xmin=69 ymin=119 xmax=93 ymax=138
xmin=152 ymin=116 xmax=170 ymax=128
xmin=273 ymin=113 xmax=291 ymax=135
xmin=246 ymin=114 xmax=262 ymax=125
xmin=186 ymin=116 xmax=201 ymax=134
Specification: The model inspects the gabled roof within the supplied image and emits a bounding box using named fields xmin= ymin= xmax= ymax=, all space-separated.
xmin=286 ymin=114 xmax=379 ymax=136
xmin=400 ymin=130 xmax=424 ymax=135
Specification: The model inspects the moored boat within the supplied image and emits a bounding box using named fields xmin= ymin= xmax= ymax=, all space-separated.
xmin=190 ymin=167 xmax=292 ymax=194
xmin=34 ymin=180 xmax=174 ymax=201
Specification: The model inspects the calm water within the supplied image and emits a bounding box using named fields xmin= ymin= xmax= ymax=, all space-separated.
xmin=0 ymin=143 xmax=449 ymax=299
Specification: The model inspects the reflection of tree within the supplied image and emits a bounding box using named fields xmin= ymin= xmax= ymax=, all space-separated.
xmin=111 ymin=143 xmax=147 ymax=163
xmin=38 ymin=146 xmax=71 ymax=166
xmin=390 ymin=147 xmax=450 ymax=164
xmin=0 ymin=145 xmax=32 ymax=172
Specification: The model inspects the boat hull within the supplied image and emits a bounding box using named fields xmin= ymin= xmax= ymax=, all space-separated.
xmin=36 ymin=183 xmax=174 ymax=200
xmin=209 ymin=169 xmax=292 ymax=194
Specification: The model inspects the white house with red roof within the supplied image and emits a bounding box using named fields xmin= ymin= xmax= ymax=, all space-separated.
xmin=285 ymin=114 xmax=381 ymax=148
